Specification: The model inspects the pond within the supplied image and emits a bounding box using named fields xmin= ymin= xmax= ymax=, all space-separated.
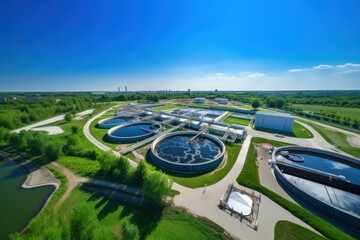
xmin=0 ymin=159 xmax=55 ymax=239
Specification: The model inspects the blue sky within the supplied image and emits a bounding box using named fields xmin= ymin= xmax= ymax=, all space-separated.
xmin=0 ymin=1 xmax=359 ymax=91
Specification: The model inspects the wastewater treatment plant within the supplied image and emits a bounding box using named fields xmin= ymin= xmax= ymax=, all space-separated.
xmin=2 ymin=98 xmax=360 ymax=240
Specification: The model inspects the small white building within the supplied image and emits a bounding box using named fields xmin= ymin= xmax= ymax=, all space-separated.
xmin=254 ymin=112 xmax=294 ymax=132
xmin=193 ymin=97 xmax=206 ymax=103
xmin=214 ymin=98 xmax=229 ymax=104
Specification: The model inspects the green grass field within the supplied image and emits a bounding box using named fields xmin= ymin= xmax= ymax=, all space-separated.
xmin=57 ymin=156 xmax=101 ymax=177
xmin=59 ymin=188 xmax=232 ymax=240
xmin=224 ymin=117 xmax=250 ymax=126
xmin=297 ymin=119 xmax=360 ymax=159
xmin=152 ymin=104 xmax=183 ymax=111
xmin=292 ymin=104 xmax=360 ymax=119
xmin=169 ymin=143 xmax=241 ymax=188
xmin=255 ymin=121 xmax=313 ymax=139
xmin=275 ymin=221 xmax=326 ymax=240
xmin=237 ymin=137 xmax=353 ymax=240
xmin=89 ymin=116 xmax=120 ymax=150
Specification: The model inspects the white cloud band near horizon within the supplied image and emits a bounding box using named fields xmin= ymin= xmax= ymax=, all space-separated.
xmin=288 ymin=62 xmax=360 ymax=74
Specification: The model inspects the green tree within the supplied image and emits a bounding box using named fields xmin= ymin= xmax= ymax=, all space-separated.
xmin=114 ymin=157 xmax=131 ymax=182
xmin=45 ymin=142 xmax=62 ymax=160
xmin=133 ymin=160 xmax=147 ymax=186
xmin=70 ymin=203 xmax=98 ymax=240
xmin=251 ymin=99 xmax=260 ymax=109
xmin=71 ymin=125 xmax=79 ymax=134
xmin=65 ymin=113 xmax=72 ymax=122
xmin=120 ymin=217 xmax=140 ymax=240
xmin=98 ymin=151 xmax=118 ymax=176
xmin=143 ymin=170 xmax=172 ymax=206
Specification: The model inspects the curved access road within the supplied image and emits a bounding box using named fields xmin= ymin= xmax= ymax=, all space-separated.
xmin=82 ymin=106 xmax=138 ymax=167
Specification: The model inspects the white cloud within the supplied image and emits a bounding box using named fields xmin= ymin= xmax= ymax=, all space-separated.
xmin=289 ymin=63 xmax=360 ymax=74
xmin=336 ymin=63 xmax=360 ymax=68
xmin=207 ymin=72 xmax=266 ymax=81
xmin=313 ymin=64 xmax=333 ymax=70
xmin=247 ymin=72 xmax=265 ymax=78
xmin=335 ymin=63 xmax=360 ymax=74
xmin=288 ymin=68 xmax=306 ymax=72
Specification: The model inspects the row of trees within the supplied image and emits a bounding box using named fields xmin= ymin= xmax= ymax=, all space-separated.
xmin=97 ymin=151 xmax=172 ymax=205
xmin=0 ymin=96 xmax=94 ymax=130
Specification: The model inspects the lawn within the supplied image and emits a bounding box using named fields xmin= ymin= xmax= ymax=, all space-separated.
xmin=89 ymin=116 xmax=120 ymax=150
xmin=298 ymin=119 xmax=360 ymax=159
xmin=57 ymin=156 xmax=101 ymax=177
xmin=237 ymin=137 xmax=353 ymax=240
xmin=152 ymin=104 xmax=183 ymax=111
xmin=292 ymin=104 xmax=360 ymax=119
xmin=255 ymin=121 xmax=313 ymax=139
xmin=224 ymin=117 xmax=250 ymax=126
xmin=292 ymin=121 xmax=314 ymax=138
xmin=275 ymin=221 xmax=326 ymax=240
xmin=169 ymin=143 xmax=241 ymax=188
xmin=59 ymin=187 xmax=232 ymax=240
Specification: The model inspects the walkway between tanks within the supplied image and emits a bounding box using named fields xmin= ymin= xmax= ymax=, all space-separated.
xmin=172 ymin=135 xmax=320 ymax=240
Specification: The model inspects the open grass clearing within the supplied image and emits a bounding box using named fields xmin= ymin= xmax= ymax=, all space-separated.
xmin=292 ymin=104 xmax=360 ymax=119
xmin=275 ymin=221 xmax=326 ymax=240
xmin=237 ymin=137 xmax=353 ymax=240
xmin=59 ymin=187 xmax=232 ymax=240
xmin=166 ymin=143 xmax=241 ymax=188
xmin=224 ymin=117 xmax=250 ymax=126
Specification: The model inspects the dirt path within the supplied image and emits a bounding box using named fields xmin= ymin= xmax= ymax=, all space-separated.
xmin=51 ymin=162 xmax=88 ymax=211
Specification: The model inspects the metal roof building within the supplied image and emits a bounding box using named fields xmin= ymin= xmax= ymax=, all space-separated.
xmin=254 ymin=112 xmax=294 ymax=132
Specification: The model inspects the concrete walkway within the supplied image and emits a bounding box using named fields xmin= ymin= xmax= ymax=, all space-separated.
xmin=173 ymin=135 xmax=319 ymax=240
xmin=13 ymin=109 xmax=94 ymax=134
xmin=82 ymin=106 xmax=138 ymax=167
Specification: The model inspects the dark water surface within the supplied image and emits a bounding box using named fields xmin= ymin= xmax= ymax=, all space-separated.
xmin=111 ymin=123 xmax=159 ymax=137
xmin=0 ymin=160 xmax=55 ymax=239
xmin=282 ymin=151 xmax=360 ymax=185
xmin=103 ymin=117 xmax=133 ymax=125
xmin=155 ymin=135 xmax=221 ymax=164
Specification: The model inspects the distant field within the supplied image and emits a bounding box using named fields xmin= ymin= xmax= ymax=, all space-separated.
xmin=292 ymin=104 xmax=360 ymax=119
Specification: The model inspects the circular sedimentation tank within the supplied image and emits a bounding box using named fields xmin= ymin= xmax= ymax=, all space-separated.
xmin=98 ymin=116 xmax=135 ymax=129
xmin=150 ymin=131 xmax=226 ymax=175
xmin=107 ymin=121 xmax=162 ymax=143
xmin=272 ymin=146 xmax=360 ymax=231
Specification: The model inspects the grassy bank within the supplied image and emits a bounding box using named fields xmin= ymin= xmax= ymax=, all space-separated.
xmin=169 ymin=143 xmax=241 ymax=188
xmin=298 ymin=120 xmax=360 ymax=159
xmin=237 ymin=137 xmax=353 ymax=240
xmin=59 ymin=187 xmax=233 ymax=240
xmin=275 ymin=221 xmax=326 ymax=240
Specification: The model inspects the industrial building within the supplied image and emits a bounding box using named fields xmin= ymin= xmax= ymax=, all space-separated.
xmin=214 ymin=98 xmax=229 ymax=104
xmin=193 ymin=97 xmax=206 ymax=103
xmin=254 ymin=112 xmax=294 ymax=132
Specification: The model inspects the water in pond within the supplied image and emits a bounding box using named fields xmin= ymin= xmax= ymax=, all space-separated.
xmin=279 ymin=151 xmax=360 ymax=185
xmin=111 ymin=124 xmax=160 ymax=137
xmin=155 ymin=135 xmax=221 ymax=164
xmin=0 ymin=159 xmax=55 ymax=239
xmin=103 ymin=117 xmax=133 ymax=125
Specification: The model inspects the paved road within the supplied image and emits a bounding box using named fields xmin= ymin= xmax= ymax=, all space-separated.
xmin=13 ymin=109 xmax=94 ymax=133
xmin=81 ymin=106 xmax=343 ymax=239
xmin=82 ymin=106 xmax=138 ymax=167
xmin=173 ymin=135 xmax=320 ymax=240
